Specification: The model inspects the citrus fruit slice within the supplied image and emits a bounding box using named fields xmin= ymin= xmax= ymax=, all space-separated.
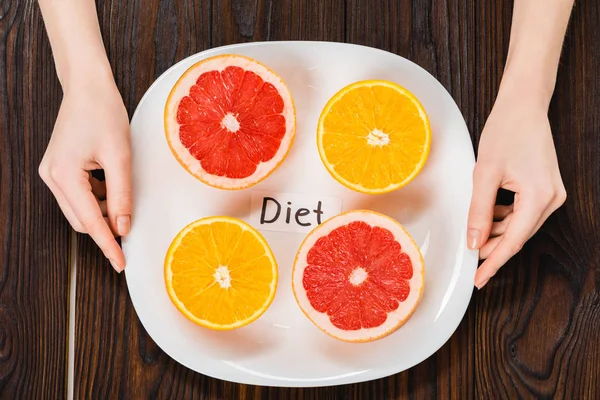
xmin=164 ymin=216 xmax=278 ymax=330
xmin=292 ymin=210 xmax=424 ymax=342
xmin=165 ymin=54 xmax=296 ymax=190
xmin=317 ymin=80 xmax=431 ymax=194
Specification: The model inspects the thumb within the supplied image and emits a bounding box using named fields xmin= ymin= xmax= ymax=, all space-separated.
xmin=103 ymin=150 xmax=133 ymax=237
xmin=467 ymin=164 xmax=501 ymax=250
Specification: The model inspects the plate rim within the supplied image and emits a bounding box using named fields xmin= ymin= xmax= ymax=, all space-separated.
xmin=124 ymin=40 xmax=477 ymax=387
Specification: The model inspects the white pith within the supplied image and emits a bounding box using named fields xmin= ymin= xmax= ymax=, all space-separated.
xmin=221 ymin=112 xmax=240 ymax=133
xmin=214 ymin=265 xmax=232 ymax=289
xmin=165 ymin=55 xmax=295 ymax=189
xmin=293 ymin=211 xmax=424 ymax=342
xmin=367 ymin=129 xmax=390 ymax=146
xmin=349 ymin=267 xmax=368 ymax=286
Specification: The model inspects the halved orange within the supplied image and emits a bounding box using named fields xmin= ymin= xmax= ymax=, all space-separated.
xmin=317 ymin=80 xmax=431 ymax=194
xmin=164 ymin=216 xmax=278 ymax=330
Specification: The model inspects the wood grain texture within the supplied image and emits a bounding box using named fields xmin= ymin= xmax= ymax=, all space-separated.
xmin=69 ymin=0 xmax=600 ymax=399
xmin=473 ymin=1 xmax=600 ymax=399
xmin=0 ymin=0 xmax=70 ymax=398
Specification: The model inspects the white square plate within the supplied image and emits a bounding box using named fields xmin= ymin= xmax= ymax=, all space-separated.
xmin=123 ymin=41 xmax=477 ymax=387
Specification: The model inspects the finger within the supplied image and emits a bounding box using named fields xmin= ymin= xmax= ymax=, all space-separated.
xmin=100 ymin=205 xmax=120 ymax=236
xmin=102 ymin=150 xmax=132 ymax=237
xmin=42 ymin=176 xmax=85 ymax=232
xmin=60 ymin=170 xmax=126 ymax=272
xmin=104 ymin=216 xmax=119 ymax=237
xmin=474 ymin=195 xmax=542 ymax=288
xmin=490 ymin=213 xmax=513 ymax=237
xmin=479 ymin=236 xmax=502 ymax=260
xmin=90 ymin=177 xmax=106 ymax=199
xmin=467 ymin=165 xmax=501 ymax=250
xmin=493 ymin=204 xmax=513 ymax=221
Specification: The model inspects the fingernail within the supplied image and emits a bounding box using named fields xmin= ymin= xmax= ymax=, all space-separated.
xmin=467 ymin=229 xmax=482 ymax=250
xmin=117 ymin=215 xmax=131 ymax=236
xmin=475 ymin=277 xmax=489 ymax=290
xmin=109 ymin=258 xmax=123 ymax=273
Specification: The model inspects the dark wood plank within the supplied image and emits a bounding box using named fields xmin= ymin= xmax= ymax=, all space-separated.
xmin=473 ymin=1 xmax=600 ymax=399
xmin=0 ymin=1 xmax=70 ymax=398
xmin=211 ymin=0 xmax=345 ymax=46
xmin=344 ymin=1 xmax=475 ymax=399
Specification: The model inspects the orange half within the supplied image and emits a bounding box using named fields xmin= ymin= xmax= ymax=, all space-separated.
xmin=317 ymin=80 xmax=431 ymax=194
xmin=164 ymin=216 xmax=278 ymax=330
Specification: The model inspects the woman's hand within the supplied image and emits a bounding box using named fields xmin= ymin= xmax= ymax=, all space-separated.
xmin=39 ymin=76 xmax=131 ymax=272
xmin=467 ymin=0 xmax=574 ymax=289
xmin=38 ymin=0 xmax=132 ymax=272
xmin=468 ymin=93 xmax=566 ymax=289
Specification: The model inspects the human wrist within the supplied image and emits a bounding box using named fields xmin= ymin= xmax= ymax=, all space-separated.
xmin=496 ymin=64 xmax=555 ymax=112
xmin=60 ymin=60 xmax=117 ymax=97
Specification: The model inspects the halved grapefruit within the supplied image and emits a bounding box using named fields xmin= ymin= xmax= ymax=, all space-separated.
xmin=292 ymin=210 xmax=424 ymax=342
xmin=165 ymin=54 xmax=296 ymax=189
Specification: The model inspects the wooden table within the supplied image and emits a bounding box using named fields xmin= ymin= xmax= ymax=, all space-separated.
xmin=2 ymin=1 xmax=599 ymax=399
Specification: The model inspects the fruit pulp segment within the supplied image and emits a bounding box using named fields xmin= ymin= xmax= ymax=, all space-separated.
xmin=176 ymin=66 xmax=287 ymax=179
xmin=170 ymin=222 xmax=275 ymax=325
xmin=321 ymin=85 xmax=428 ymax=189
xmin=302 ymin=221 xmax=413 ymax=331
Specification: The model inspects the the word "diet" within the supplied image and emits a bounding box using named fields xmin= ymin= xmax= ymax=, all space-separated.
xmin=250 ymin=191 xmax=342 ymax=234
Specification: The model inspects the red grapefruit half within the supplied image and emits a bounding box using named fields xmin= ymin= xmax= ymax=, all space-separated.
xmin=164 ymin=54 xmax=296 ymax=189
xmin=292 ymin=210 xmax=425 ymax=342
